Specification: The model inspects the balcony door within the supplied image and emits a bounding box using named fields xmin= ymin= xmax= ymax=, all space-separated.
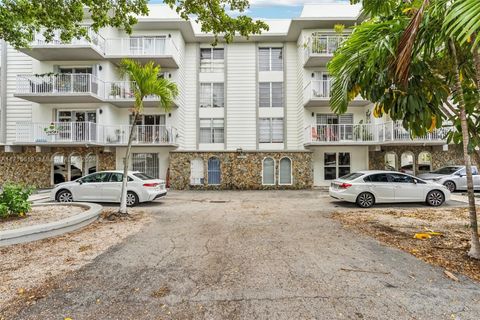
xmin=316 ymin=113 xmax=353 ymax=142
xmin=57 ymin=67 xmax=94 ymax=94
xmin=312 ymin=72 xmax=331 ymax=98
xmin=130 ymin=114 xmax=166 ymax=143
xmin=57 ymin=110 xmax=97 ymax=142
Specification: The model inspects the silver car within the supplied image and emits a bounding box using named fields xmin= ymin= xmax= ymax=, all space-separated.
xmin=417 ymin=166 xmax=480 ymax=192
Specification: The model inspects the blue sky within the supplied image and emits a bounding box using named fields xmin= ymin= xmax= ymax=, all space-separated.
xmin=150 ymin=0 xmax=349 ymax=19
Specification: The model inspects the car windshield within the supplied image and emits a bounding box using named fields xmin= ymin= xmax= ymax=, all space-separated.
xmin=432 ymin=166 xmax=462 ymax=174
xmin=133 ymin=172 xmax=156 ymax=180
xmin=339 ymin=172 xmax=364 ymax=180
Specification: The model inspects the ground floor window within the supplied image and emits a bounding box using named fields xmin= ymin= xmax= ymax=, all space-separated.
xmin=85 ymin=153 xmax=98 ymax=175
xmin=324 ymin=152 xmax=351 ymax=180
xmin=385 ymin=152 xmax=397 ymax=171
xmin=400 ymin=151 xmax=415 ymax=175
xmin=132 ymin=153 xmax=159 ymax=178
xmin=279 ymin=157 xmax=292 ymax=185
xmin=208 ymin=157 xmax=221 ymax=185
xmin=262 ymin=157 xmax=275 ymax=185
xmin=190 ymin=158 xmax=205 ymax=185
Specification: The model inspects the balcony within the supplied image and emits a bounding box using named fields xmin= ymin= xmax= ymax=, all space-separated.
xmin=304 ymin=35 xmax=347 ymax=67
xmin=303 ymin=80 xmax=368 ymax=107
xmin=304 ymin=122 xmax=451 ymax=146
xmin=104 ymin=37 xmax=179 ymax=68
xmin=15 ymin=74 xmax=104 ymax=103
xmin=15 ymin=122 xmax=177 ymax=146
xmin=102 ymin=81 xmax=175 ymax=108
xmin=19 ymin=29 xmax=105 ymax=60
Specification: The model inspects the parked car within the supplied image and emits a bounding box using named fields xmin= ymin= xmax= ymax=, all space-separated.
xmin=50 ymin=170 xmax=167 ymax=206
xmin=329 ymin=170 xmax=450 ymax=208
xmin=417 ymin=166 xmax=480 ymax=192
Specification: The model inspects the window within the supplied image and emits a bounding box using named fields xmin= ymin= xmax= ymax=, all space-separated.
xmin=279 ymin=157 xmax=292 ymax=185
xmin=259 ymin=118 xmax=283 ymax=143
xmin=324 ymin=152 xmax=351 ymax=180
xmin=200 ymin=83 xmax=224 ymax=108
xmin=418 ymin=151 xmax=432 ymax=173
xmin=199 ymin=118 xmax=224 ymax=143
xmin=262 ymin=158 xmax=275 ymax=185
xmin=132 ymin=153 xmax=159 ymax=178
xmin=208 ymin=157 xmax=221 ymax=185
xmin=85 ymin=153 xmax=98 ymax=175
xmin=259 ymin=47 xmax=283 ymax=71
xmin=259 ymin=82 xmax=283 ymax=108
xmin=364 ymin=173 xmax=389 ymax=183
xmin=385 ymin=152 xmax=397 ymax=171
xmin=388 ymin=173 xmax=415 ymax=183
xmin=200 ymin=48 xmax=224 ymax=72
xmin=190 ymin=158 xmax=205 ymax=185
xmin=109 ymin=173 xmax=134 ymax=182
xmin=82 ymin=172 xmax=110 ymax=183
xmin=69 ymin=153 xmax=83 ymax=181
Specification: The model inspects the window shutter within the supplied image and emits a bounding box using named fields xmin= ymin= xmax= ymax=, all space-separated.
xmin=259 ymin=118 xmax=270 ymax=143
xmin=339 ymin=114 xmax=353 ymax=124
xmin=258 ymin=48 xmax=270 ymax=71
xmin=271 ymin=82 xmax=283 ymax=108
xmin=270 ymin=48 xmax=283 ymax=71
xmin=259 ymin=83 xmax=270 ymax=108
xmin=271 ymin=118 xmax=284 ymax=143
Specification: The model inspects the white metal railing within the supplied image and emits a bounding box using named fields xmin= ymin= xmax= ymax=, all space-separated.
xmin=304 ymin=34 xmax=347 ymax=60
xmin=16 ymin=73 xmax=104 ymax=96
xmin=304 ymin=122 xmax=451 ymax=144
xmin=307 ymin=79 xmax=332 ymax=99
xmin=32 ymin=28 xmax=106 ymax=53
xmin=199 ymin=59 xmax=225 ymax=73
xmin=104 ymin=37 xmax=178 ymax=56
xmin=15 ymin=122 xmax=177 ymax=145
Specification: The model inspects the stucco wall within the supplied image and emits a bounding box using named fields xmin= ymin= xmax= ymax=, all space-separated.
xmin=0 ymin=147 xmax=115 ymax=188
xmin=169 ymin=151 xmax=313 ymax=190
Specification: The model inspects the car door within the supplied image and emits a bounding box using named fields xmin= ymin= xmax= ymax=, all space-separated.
xmin=364 ymin=173 xmax=395 ymax=203
xmin=472 ymin=167 xmax=480 ymax=190
xmin=73 ymin=172 xmax=110 ymax=201
xmin=453 ymin=168 xmax=468 ymax=190
xmin=102 ymin=172 xmax=124 ymax=202
xmin=387 ymin=173 xmax=425 ymax=202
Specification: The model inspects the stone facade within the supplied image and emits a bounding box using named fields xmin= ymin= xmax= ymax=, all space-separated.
xmin=169 ymin=151 xmax=313 ymax=190
xmin=0 ymin=147 xmax=116 ymax=188
xmin=368 ymin=144 xmax=480 ymax=171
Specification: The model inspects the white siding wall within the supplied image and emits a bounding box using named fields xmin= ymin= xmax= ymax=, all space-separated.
xmin=6 ymin=47 xmax=32 ymax=143
xmin=226 ymin=43 xmax=257 ymax=150
xmin=285 ymin=42 xmax=300 ymax=149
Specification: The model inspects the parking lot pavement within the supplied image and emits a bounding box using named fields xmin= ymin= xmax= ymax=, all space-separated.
xmin=9 ymin=190 xmax=479 ymax=320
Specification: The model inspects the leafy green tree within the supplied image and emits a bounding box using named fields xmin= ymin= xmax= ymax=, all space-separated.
xmin=117 ymin=59 xmax=178 ymax=215
xmin=331 ymin=0 xmax=480 ymax=258
xmin=0 ymin=0 xmax=268 ymax=49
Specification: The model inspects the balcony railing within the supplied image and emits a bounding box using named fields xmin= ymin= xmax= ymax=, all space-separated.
xmin=304 ymin=122 xmax=451 ymax=144
xmin=32 ymin=28 xmax=106 ymax=53
xmin=16 ymin=74 xmax=104 ymax=96
xmin=307 ymin=79 xmax=332 ymax=99
xmin=104 ymin=37 xmax=178 ymax=56
xmin=304 ymin=35 xmax=347 ymax=59
xmin=15 ymin=122 xmax=177 ymax=145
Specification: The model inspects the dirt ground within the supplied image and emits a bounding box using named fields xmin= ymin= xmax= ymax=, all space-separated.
xmin=332 ymin=207 xmax=480 ymax=282
xmin=0 ymin=209 xmax=150 ymax=314
xmin=1 ymin=190 xmax=479 ymax=320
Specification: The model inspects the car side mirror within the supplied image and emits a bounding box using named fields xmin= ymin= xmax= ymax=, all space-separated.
xmin=78 ymin=180 xmax=83 ymax=185
xmin=413 ymin=179 xmax=418 ymax=184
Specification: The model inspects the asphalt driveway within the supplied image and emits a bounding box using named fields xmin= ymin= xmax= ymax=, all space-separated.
xmin=10 ymin=191 xmax=480 ymax=319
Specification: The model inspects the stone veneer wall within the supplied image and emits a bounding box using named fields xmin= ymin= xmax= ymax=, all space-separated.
xmin=368 ymin=144 xmax=480 ymax=171
xmin=169 ymin=151 xmax=313 ymax=190
xmin=0 ymin=147 xmax=116 ymax=188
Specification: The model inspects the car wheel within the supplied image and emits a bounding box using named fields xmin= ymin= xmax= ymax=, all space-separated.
xmin=443 ymin=181 xmax=456 ymax=192
xmin=356 ymin=192 xmax=375 ymax=208
xmin=126 ymin=192 xmax=139 ymax=207
xmin=56 ymin=190 xmax=73 ymax=203
xmin=426 ymin=190 xmax=445 ymax=207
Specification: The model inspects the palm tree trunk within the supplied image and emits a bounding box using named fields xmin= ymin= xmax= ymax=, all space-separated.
xmin=449 ymin=39 xmax=480 ymax=259
xmin=118 ymin=112 xmax=139 ymax=215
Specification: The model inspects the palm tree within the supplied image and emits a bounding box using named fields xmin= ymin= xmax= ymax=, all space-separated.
xmin=117 ymin=59 xmax=178 ymax=215
xmin=329 ymin=0 xmax=480 ymax=258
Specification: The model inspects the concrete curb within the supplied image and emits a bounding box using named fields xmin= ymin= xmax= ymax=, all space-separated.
xmin=0 ymin=202 xmax=103 ymax=247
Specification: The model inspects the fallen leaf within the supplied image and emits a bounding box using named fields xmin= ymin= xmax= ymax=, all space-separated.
xmin=414 ymin=233 xmax=431 ymax=240
xmin=444 ymin=270 xmax=459 ymax=282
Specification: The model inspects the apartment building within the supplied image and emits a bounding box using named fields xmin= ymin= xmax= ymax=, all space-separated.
xmin=0 ymin=4 xmax=465 ymax=189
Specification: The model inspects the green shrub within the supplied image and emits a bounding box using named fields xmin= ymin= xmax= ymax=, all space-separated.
xmin=0 ymin=183 xmax=35 ymax=219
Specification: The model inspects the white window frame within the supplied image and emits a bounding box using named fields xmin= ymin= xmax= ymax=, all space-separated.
xmin=279 ymin=157 xmax=293 ymax=185
xmin=200 ymin=82 xmax=224 ymax=108
xmin=259 ymin=82 xmax=283 ymax=108
xmin=262 ymin=157 xmax=276 ymax=186
xmin=190 ymin=158 xmax=205 ymax=186
xmin=324 ymin=152 xmax=351 ymax=180
xmin=259 ymin=47 xmax=283 ymax=71
xmin=199 ymin=118 xmax=224 ymax=144
xmin=259 ymin=118 xmax=284 ymax=143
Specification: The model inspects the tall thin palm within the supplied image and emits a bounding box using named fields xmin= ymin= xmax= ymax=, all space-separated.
xmin=117 ymin=59 xmax=178 ymax=214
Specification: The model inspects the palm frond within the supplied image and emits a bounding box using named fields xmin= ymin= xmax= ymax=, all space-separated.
xmin=444 ymin=0 xmax=480 ymax=48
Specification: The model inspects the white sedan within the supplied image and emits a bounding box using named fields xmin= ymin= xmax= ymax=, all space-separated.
xmin=50 ymin=170 xmax=167 ymax=206
xmin=329 ymin=170 xmax=450 ymax=208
